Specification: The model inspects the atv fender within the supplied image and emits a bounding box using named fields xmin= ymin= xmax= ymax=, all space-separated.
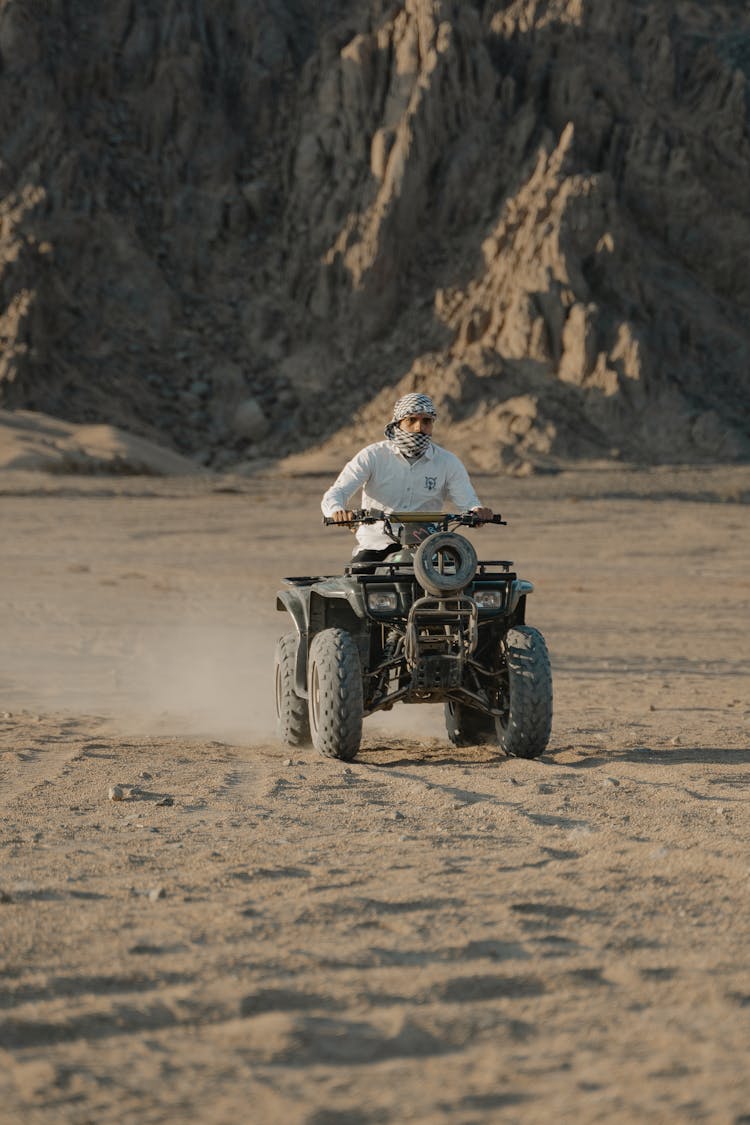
xmin=308 ymin=583 xmax=365 ymax=633
xmin=508 ymin=578 xmax=533 ymax=622
xmin=276 ymin=588 xmax=310 ymax=697
xmin=309 ymin=586 xmax=369 ymax=673
xmin=277 ymin=580 xmax=367 ymax=698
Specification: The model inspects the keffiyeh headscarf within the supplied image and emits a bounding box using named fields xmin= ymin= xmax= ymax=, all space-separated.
xmin=384 ymin=393 xmax=437 ymax=458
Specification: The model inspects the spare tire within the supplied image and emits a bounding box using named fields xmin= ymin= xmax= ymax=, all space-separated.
xmin=413 ymin=532 xmax=477 ymax=595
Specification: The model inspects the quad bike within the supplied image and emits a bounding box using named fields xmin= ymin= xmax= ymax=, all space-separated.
xmin=274 ymin=510 xmax=552 ymax=762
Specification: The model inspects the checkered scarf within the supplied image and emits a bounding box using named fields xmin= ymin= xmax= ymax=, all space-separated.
xmin=384 ymin=393 xmax=437 ymax=458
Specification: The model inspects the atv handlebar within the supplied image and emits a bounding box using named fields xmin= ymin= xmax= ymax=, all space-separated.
xmin=323 ymin=509 xmax=507 ymax=529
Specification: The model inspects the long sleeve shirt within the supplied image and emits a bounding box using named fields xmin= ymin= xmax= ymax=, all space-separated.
xmin=320 ymin=440 xmax=482 ymax=553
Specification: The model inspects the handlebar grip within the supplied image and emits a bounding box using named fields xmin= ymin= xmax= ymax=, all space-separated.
xmin=323 ymin=508 xmax=387 ymax=527
xmin=462 ymin=513 xmax=507 ymax=526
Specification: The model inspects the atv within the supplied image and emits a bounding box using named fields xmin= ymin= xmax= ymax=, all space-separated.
xmin=274 ymin=510 xmax=552 ymax=762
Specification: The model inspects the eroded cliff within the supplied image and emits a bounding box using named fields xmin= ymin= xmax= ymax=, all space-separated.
xmin=1 ymin=0 xmax=749 ymax=470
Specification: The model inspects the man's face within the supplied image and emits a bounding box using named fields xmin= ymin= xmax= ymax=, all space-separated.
xmin=399 ymin=413 xmax=435 ymax=434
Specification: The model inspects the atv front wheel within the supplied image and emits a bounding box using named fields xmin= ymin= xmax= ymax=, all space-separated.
xmin=274 ymin=633 xmax=311 ymax=747
xmin=444 ymin=700 xmax=496 ymax=746
xmin=308 ymin=628 xmax=363 ymax=761
xmin=495 ymin=626 xmax=552 ymax=759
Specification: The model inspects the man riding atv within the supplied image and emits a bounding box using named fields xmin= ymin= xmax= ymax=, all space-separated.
xmin=274 ymin=391 xmax=552 ymax=763
xmin=321 ymin=392 xmax=493 ymax=565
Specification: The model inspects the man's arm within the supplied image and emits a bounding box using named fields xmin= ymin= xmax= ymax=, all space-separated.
xmin=443 ymin=452 xmax=493 ymax=521
xmin=321 ymin=447 xmax=373 ymax=519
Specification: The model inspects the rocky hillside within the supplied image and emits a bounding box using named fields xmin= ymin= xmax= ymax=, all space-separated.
xmin=1 ymin=0 xmax=749 ymax=472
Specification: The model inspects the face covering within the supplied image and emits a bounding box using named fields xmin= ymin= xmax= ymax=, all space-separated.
xmin=384 ymin=421 xmax=432 ymax=458
xmin=384 ymin=392 xmax=437 ymax=458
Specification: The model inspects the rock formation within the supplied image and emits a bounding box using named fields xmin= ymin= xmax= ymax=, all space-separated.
xmin=1 ymin=0 xmax=749 ymax=470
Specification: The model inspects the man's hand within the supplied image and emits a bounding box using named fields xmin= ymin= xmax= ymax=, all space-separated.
xmin=471 ymin=506 xmax=494 ymax=523
xmin=331 ymin=509 xmax=355 ymax=524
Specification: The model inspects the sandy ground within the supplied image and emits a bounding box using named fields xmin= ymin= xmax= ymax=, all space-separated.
xmin=0 ymin=463 xmax=748 ymax=1124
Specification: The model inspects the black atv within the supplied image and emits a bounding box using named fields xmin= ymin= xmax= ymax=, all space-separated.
xmin=274 ymin=510 xmax=552 ymax=762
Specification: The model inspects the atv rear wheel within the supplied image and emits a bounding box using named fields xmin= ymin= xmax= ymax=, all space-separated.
xmin=444 ymin=700 xmax=496 ymax=746
xmin=308 ymin=628 xmax=363 ymax=761
xmin=274 ymin=633 xmax=311 ymax=747
xmin=495 ymin=626 xmax=552 ymax=759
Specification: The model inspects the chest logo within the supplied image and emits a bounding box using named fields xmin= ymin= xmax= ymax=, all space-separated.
xmin=424 ymin=476 xmax=437 ymax=491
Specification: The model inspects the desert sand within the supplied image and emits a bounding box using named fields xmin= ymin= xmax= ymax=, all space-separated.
xmin=0 ymin=464 xmax=748 ymax=1124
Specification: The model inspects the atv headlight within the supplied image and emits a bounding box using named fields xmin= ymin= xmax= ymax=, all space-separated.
xmin=367 ymin=590 xmax=398 ymax=612
xmin=473 ymin=589 xmax=505 ymax=609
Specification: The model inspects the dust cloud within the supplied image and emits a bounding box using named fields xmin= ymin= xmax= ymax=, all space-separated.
xmin=121 ymin=622 xmax=447 ymax=745
xmin=111 ymin=622 xmax=446 ymax=745
xmin=2 ymin=601 xmax=445 ymax=745
xmin=114 ymin=623 xmax=281 ymax=741
xmin=2 ymin=619 xmax=280 ymax=744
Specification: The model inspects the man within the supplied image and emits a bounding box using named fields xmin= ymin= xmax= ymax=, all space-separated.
xmin=321 ymin=391 xmax=493 ymax=565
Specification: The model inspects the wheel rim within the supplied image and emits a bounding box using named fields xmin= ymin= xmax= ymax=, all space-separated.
xmin=446 ymin=700 xmax=460 ymax=726
xmin=274 ymin=661 xmax=283 ymax=719
xmin=309 ymin=660 xmax=320 ymax=737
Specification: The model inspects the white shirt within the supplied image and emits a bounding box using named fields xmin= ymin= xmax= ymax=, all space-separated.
xmin=321 ymin=440 xmax=483 ymax=553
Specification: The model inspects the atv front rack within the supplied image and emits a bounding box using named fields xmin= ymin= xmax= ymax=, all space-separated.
xmin=345 ymin=561 xmax=515 ymax=578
